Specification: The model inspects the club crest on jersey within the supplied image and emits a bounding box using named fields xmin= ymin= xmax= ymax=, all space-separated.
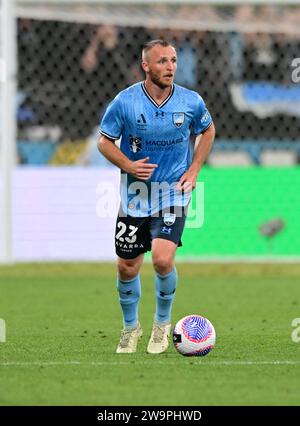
xmin=129 ymin=136 xmax=142 ymax=153
xmin=173 ymin=113 xmax=185 ymax=128
xmin=163 ymin=213 xmax=176 ymax=226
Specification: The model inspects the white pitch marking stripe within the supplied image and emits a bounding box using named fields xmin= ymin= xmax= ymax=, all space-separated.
xmin=1 ymin=360 xmax=300 ymax=367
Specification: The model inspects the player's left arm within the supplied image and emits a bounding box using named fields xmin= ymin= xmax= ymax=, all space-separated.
xmin=176 ymin=122 xmax=215 ymax=192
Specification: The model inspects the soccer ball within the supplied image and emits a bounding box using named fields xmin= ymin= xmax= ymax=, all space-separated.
xmin=173 ymin=315 xmax=216 ymax=356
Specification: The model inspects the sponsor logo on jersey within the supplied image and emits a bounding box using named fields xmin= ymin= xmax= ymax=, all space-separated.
xmin=173 ymin=112 xmax=185 ymax=128
xmin=137 ymin=113 xmax=147 ymax=124
xmin=163 ymin=213 xmax=176 ymax=226
xmin=145 ymin=137 xmax=183 ymax=146
xmin=116 ymin=241 xmax=144 ymax=250
xmin=201 ymin=109 xmax=210 ymax=125
xmin=144 ymin=137 xmax=183 ymax=151
xmin=129 ymin=136 xmax=142 ymax=153
xmin=137 ymin=114 xmax=147 ymax=131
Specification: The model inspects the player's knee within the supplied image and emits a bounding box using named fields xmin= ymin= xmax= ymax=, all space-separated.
xmin=117 ymin=258 xmax=139 ymax=281
xmin=152 ymin=254 xmax=173 ymax=276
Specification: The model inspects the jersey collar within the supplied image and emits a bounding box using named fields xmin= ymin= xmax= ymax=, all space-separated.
xmin=141 ymin=82 xmax=175 ymax=109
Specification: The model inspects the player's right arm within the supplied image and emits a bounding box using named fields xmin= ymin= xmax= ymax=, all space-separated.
xmin=98 ymin=136 xmax=158 ymax=181
xmin=99 ymin=94 xmax=157 ymax=180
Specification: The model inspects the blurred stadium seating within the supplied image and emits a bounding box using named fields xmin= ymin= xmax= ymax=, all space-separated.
xmin=14 ymin=2 xmax=300 ymax=165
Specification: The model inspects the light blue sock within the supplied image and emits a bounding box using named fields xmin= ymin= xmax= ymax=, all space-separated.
xmin=154 ymin=267 xmax=178 ymax=324
xmin=117 ymin=274 xmax=141 ymax=328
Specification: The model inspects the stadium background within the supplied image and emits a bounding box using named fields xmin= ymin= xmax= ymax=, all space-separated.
xmin=1 ymin=0 xmax=300 ymax=408
xmin=1 ymin=0 xmax=300 ymax=262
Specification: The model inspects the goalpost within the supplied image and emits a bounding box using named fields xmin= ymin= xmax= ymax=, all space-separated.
xmin=0 ymin=0 xmax=17 ymax=264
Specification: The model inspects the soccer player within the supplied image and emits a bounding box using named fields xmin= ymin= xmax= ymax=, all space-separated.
xmin=98 ymin=40 xmax=215 ymax=354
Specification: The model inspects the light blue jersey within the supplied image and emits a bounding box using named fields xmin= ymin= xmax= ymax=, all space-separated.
xmin=100 ymin=82 xmax=212 ymax=216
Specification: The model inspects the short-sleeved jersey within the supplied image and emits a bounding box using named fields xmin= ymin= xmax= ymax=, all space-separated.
xmin=100 ymin=82 xmax=212 ymax=217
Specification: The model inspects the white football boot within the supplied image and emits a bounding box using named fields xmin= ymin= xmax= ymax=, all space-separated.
xmin=147 ymin=322 xmax=171 ymax=354
xmin=116 ymin=322 xmax=143 ymax=354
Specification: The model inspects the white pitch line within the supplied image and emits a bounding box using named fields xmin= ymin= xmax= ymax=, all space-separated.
xmin=1 ymin=360 xmax=300 ymax=367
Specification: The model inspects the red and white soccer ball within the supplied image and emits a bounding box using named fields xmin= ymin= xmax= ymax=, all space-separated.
xmin=173 ymin=315 xmax=216 ymax=356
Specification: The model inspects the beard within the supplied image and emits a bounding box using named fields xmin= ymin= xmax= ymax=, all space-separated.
xmin=148 ymin=69 xmax=172 ymax=89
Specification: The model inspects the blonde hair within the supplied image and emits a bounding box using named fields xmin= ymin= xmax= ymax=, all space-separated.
xmin=142 ymin=40 xmax=175 ymax=61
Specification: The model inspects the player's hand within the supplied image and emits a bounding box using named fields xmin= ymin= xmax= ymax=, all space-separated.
xmin=176 ymin=169 xmax=198 ymax=192
xmin=129 ymin=157 xmax=158 ymax=181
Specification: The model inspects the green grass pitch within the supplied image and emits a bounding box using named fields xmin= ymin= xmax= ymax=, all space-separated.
xmin=0 ymin=262 xmax=300 ymax=406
